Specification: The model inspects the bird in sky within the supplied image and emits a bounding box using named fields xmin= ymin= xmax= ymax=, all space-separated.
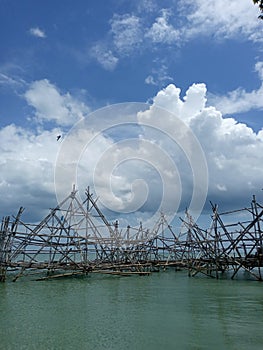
xmin=57 ymin=135 xmax=61 ymax=141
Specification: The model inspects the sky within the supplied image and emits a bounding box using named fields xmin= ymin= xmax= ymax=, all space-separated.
xmin=0 ymin=0 xmax=263 ymax=229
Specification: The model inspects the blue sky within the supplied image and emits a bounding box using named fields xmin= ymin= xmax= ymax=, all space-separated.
xmin=0 ymin=0 xmax=263 ymax=228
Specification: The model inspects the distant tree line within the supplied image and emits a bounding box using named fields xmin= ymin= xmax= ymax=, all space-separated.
xmin=253 ymin=0 xmax=263 ymax=19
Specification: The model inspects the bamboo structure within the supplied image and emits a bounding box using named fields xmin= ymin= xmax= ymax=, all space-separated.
xmin=181 ymin=196 xmax=263 ymax=281
xmin=1 ymin=187 xmax=263 ymax=282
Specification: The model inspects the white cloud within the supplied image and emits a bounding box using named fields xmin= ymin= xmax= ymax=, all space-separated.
xmin=0 ymin=124 xmax=60 ymax=219
xmin=145 ymin=63 xmax=173 ymax=86
xmin=0 ymin=73 xmax=25 ymax=88
xmin=209 ymin=86 xmax=263 ymax=115
xmin=89 ymin=1 xmax=262 ymax=71
xmin=60 ymin=82 xmax=263 ymax=221
xmin=90 ymin=43 xmax=118 ymax=71
xmin=110 ymin=14 xmax=143 ymax=55
xmin=29 ymin=27 xmax=46 ymax=38
xmin=139 ymin=83 xmax=263 ymax=209
xmin=145 ymin=75 xmax=157 ymax=85
xmin=90 ymin=14 xmax=142 ymax=69
xmin=255 ymin=61 xmax=263 ymax=80
xmin=24 ymin=79 xmax=89 ymax=126
xmin=137 ymin=0 xmax=158 ymax=13
xmin=150 ymin=83 xmax=183 ymax=116
xmin=1 ymin=80 xmax=263 ymax=224
xmin=0 ymin=72 xmax=27 ymax=96
xmin=209 ymin=62 xmax=263 ymax=114
xmin=145 ymin=9 xmax=181 ymax=44
xmin=179 ymin=0 xmax=262 ymax=43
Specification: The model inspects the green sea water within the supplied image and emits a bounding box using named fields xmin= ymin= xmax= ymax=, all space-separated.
xmin=0 ymin=271 xmax=263 ymax=350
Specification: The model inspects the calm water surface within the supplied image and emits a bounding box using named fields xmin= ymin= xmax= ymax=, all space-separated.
xmin=0 ymin=271 xmax=263 ymax=350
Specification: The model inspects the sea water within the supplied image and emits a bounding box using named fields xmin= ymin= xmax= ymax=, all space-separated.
xmin=0 ymin=271 xmax=263 ymax=350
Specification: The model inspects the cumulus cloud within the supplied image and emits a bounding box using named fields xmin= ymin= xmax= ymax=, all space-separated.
xmin=1 ymin=79 xmax=263 ymax=225
xmin=0 ymin=80 xmax=94 ymax=220
xmin=149 ymin=83 xmax=263 ymax=208
xmin=0 ymin=81 xmax=94 ymax=220
xmin=29 ymin=27 xmax=46 ymax=38
xmin=56 ymin=82 xmax=263 ymax=224
xmin=25 ymin=79 xmax=89 ymax=126
xmin=0 ymin=124 xmax=60 ymax=220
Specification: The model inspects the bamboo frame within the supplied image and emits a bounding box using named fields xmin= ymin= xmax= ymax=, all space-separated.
xmin=1 ymin=187 xmax=263 ymax=282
